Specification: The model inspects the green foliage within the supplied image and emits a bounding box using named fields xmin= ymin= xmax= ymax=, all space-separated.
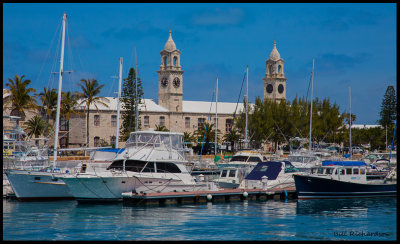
xmin=183 ymin=132 xmax=195 ymax=147
xmin=61 ymin=91 xmax=82 ymax=120
xmin=24 ymin=115 xmax=47 ymax=138
xmin=5 ymin=74 xmax=38 ymax=124
xmin=155 ymin=125 xmax=169 ymax=132
xmin=378 ymin=85 xmax=397 ymax=127
xmin=120 ymin=67 xmax=144 ymax=141
xmin=235 ymin=96 xmax=346 ymax=149
xmin=78 ymin=78 xmax=109 ymax=146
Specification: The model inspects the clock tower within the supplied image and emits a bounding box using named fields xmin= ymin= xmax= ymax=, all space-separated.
xmin=263 ymin=41 xmax=287 ymax=103
xmin=157 ymin=30 xmax=184 ymax=112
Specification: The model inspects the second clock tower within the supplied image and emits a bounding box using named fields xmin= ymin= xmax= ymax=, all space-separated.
xmin=157 ymin=30 xmax=184 ymax=112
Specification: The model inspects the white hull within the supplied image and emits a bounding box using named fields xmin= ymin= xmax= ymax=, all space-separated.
xmin=5 ymin=170 xmax=73 ymax=200
xmin=62 ymin=173 xmax=208 ymax=201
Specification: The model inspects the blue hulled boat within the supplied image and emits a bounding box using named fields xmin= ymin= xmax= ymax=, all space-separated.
xmin=293 ymin=161 xmax=396 ymax=199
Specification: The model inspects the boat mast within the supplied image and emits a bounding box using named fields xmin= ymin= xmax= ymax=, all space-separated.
xmin=134 ymin=45 xmax=139 ymax=133
xmin=245 ymin=65 xmax=249 ymax=149
xmin=215 ymin=76 xmax=218 ymax=156
xmin=53 ymin=13 xmax=67 ymax=166
xmin=116 ymin=57 xmax=123 ymax=149
xmin=349 ymin=86 xmax=352 ymax=159
xmin=309 ymin=58 xmax=314 ymax=152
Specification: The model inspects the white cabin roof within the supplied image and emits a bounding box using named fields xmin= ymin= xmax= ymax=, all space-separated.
xmin=77 ymin=97 xmax=252 ymax=115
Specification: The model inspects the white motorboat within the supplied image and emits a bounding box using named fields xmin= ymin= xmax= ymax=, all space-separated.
xmin=213 ymin=166 xmax=251 ymax=189
xmin=239 ymin=161 xmax=300 ymax=190
xmin=216 ymin=150 xmax=264 ymax=170
xmin=61 ymin=131 xmax=214 ymax=201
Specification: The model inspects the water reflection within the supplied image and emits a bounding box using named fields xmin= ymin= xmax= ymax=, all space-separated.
xmin=296 ymin=198 xmax=396 ymax=217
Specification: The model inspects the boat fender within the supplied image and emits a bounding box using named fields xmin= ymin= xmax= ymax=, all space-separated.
xmin=207 ymin=194 xmax=212 ymax=201
xmin=284 ymin=190 xmax=288 ymax=199
xmin=243 ymin=192 xmax=248 ymax=198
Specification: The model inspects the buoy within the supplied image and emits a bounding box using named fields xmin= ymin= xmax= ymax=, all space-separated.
xmin=243 ymin=191 xmax=248 ymax=198
xmin=207 ymin=194 xmax=212 ymax=201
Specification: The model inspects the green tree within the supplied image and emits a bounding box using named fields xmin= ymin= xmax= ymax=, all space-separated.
xmin=183 ymin=132 xmax=195 ymax=147
xmin=24 ymin=115 xmax=47 ymax=139
xmin=155 ymin=125 xmax=169 ymax=132
xmin=61 ymin=91 xmax=82 ymax=120
xmin=77 ymin=78 xmax=109 ymax=147
xmin=37 ymin=87 xmax=58 ymax=136
xmin=5 ymin=74 xmax=38 ymax=124
xmin=120 ymin=67 xmax=144 ymax=141
xmin=378 ymin=85 xmax=397 ymax=129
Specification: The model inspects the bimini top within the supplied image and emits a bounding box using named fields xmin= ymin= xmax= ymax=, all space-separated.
xmin=321 ymin=160 xmax=367 ymax=166
xmin=244 ymin=161 xmax=292 ymax=181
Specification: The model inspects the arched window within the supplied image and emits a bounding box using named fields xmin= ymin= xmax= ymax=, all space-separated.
xmin=278 ymin=65 xmax=282 ymax=73
xmin=269 ymin=65 xmax=273 ymax=75
xmin=163 ymin=56 xmax=167 ymax=66
xmin=173 ymin=56 xmax=178 ymax=67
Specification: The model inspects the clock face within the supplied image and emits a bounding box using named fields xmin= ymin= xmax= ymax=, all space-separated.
xmin=278 ymin=84 xmax=284 ymax=94
xmin=173 ymin=77 xmax=180 ymax=88
xmin=161 ymin=77 xmax=168 ymax=87
xmin=266 ymin=84 xmax=273 ymax=93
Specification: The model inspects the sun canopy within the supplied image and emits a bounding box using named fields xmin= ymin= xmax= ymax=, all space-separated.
xmin=244 ymin=161 xmax=292 ymax=181
xmin=322 ymin=160 xmax=367 ymax=166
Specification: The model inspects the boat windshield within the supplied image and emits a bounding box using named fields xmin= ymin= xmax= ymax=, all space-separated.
xmin=126 ymin=132 xmax=183 ymax=150
xmin=247 ymin=157 xmax=262 ymax=163
xmin=231 ymin=156 xmax=249 ymax=162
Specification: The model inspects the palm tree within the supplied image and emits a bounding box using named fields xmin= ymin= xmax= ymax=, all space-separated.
xmin=223 ymin=128 xmax=240 ymax=153
xmin=37 ymin=87 xmax=58 ymax=136
xmin=5 ymin=74 xmax=38 ymax=124
xmin=77 ymin=78 xmax=109 ymax=147
xmin=155 ymin=125 xmax=169 ymax=132
xmin=61 ymin=91 xmax=82 ymax=120
xmin=24 ymin=115 xmax=47 ymax=143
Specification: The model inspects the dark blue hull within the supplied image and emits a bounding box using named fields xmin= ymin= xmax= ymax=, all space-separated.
xmin=293 ymin=174 xmax=397 ymax=199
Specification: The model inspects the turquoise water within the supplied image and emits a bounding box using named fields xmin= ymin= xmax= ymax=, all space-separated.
xmin=3 ymin=198 xmax=397 ymax=240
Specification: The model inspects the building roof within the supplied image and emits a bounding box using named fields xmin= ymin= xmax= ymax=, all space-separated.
xmin=164 ymin=30 xmax=177 ymax=52
xmin=269 ymin=41 xmax=281 ymax=61
xmin=78 ymin=97 xmax=252 ymax=115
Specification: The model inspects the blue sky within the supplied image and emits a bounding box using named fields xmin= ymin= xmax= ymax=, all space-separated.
xmin=3 ymin=3 xmax=396 ymax=124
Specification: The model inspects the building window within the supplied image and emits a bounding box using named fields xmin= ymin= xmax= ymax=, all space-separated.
xmin=213 ymin=118 xmax=218 ymax=125
xmin=94 ymin=115 xmax=100 ymax=126
xmin=198 ymin=118 xmax=206 ymax=128
xmin=60 ymin=137 xmax=68 ymax=148
xmin=160 ymin=116 xmax=165 ymax=127
xmin=60 ymin=117 xmax=69 ymax=131
xmin=185 ymin=117 xmax=190 ymax=128
xmin=94 ymin=136 xmax=100 ymax=147
xmin=226 ymin=119 xmax=233 ymax=133
xmin=144 ymin=116 xmax=150 ymax=128
xmin=111 ymin=115 xmax=117 ymax=127
xmin=110 ymin=136 xmax=116 ymax=147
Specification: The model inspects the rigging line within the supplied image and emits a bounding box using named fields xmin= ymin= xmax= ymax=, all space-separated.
xmin=199 ymin=89 xmax=216 ymax=159
xmin=299 ymin=71 xmax=313 ymax=137
xmin=48 ymin=23 xmax=62 ymax=90
xmin=228 ymin=71 xmax=247 ymax=141
xmin=35 ymin=16 xmax=62 ymax=89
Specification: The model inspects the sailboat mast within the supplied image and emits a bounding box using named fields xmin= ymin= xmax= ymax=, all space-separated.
xmin=116 ymin=57 xmax=123 ymax=149
xmin=309 ymin=58 xmax=314 ymax=152
xmin=134 ymin=45 xmax=139 ymax=132
xmin=349 ymin=86 xmax=352 ymax=159
xmin=245 ymin=65 xmax=249 ymax=149
xmin=215 ymin=77 xmax=218 ymax=156
xmin=53 ymin=13 xmax=67 ymax=166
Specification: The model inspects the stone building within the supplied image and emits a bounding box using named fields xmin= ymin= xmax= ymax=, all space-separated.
xmin=3 ymin=32 xmax=287 ymax=149
xmin=263 ymin=41 xmax=287 ymax=102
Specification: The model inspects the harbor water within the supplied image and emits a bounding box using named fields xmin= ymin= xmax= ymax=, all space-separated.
xmin=3 ymin=198 xmax=396 ymax=240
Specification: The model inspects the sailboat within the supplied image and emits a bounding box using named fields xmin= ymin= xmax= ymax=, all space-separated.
xmin=5 ymin=13 xmax=122 ymax=200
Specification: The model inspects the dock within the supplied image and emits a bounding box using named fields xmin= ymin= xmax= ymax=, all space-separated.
xmin=122 ymin=187 xmax=297 ymax=206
